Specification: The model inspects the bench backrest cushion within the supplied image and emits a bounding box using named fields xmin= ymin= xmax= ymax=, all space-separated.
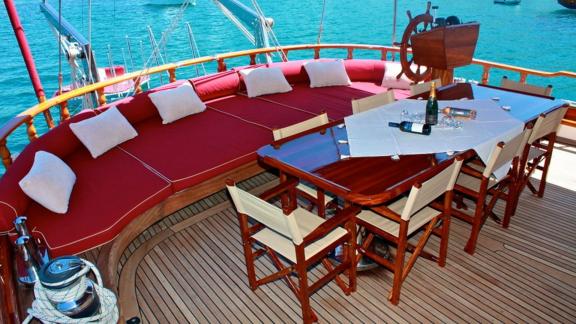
xmin=0 ymin=110 xmax=96 ymax=233
xmin=105 ymin=81 xmax=187 ymax=125
xmin=191 ymin=71 xmax=241 ymax=102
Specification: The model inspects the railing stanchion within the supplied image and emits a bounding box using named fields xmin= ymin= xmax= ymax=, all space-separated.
xmin=519 ymin=72 xmax=528 ymax=83
xmin=0 ymin=139 xmax=12 ymax=169
xmin=168 ymin=68 xmax=176 ymax=83
xmin=25 ymin=118 xmax=38 ymax=142
xmin=481 ymin=65 xmax=491 ymax=84
xmin=97 ymin=88 xmax=107 ymax=106
xmin=314 ymin=48 xmax=320 ymax=59
xmin=217 ymin=58 xmax=227 ymax=72
xmin=59 ymin=101 xmax=70 ymax=123
xmin=347 ymin=48 xmax=353 ymax=60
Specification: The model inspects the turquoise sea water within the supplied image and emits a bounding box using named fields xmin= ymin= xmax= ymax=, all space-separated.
xmin=0 ymin=0 xmax=575 ymax=155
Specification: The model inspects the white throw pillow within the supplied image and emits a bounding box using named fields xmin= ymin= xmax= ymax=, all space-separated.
xmin=240 ymin=67 xmax=293 ymax=97
xmin=381 ymin=62 xmax=413 ymax=89
xmin=149 ymin=83 xmax=206 ymax=124
xmin=19 ymin=151 xmax=76 ymax=214
xmin=70 ymin=106 xmax=138 ymax=158
xmin=303 ymin=60 xmax=351 ymax=88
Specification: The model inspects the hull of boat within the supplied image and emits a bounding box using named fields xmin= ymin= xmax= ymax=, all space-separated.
xmin=494 ymin=0 xmax=521 ymax=5
xmin=558 ymin=0 xmax=576 ymax=9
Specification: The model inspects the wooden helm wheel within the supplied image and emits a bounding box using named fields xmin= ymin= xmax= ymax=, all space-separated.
xmin=398 ymin=4 xmax=434 ymax=83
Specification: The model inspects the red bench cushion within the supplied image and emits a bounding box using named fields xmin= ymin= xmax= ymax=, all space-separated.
xmin=207 ymin=95 xmax=318 ymax=129
xmin=254 ymin=82 xmax=386 ymax=120
xmin=26 ymin=148 xmax=171 ymax=256
xmin=191 ymin=71 xmax=240 ymax=102
xmin=119 ymin=110 xmax=272 ymax=192
xmin=0 ymin=110 xmax=96 ymax=234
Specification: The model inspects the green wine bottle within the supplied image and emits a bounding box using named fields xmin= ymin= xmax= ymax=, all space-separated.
xmin=425 ymin=81 xmax=439 ymax=125
xmin=388 ymin=121 xmax=431 ymax=135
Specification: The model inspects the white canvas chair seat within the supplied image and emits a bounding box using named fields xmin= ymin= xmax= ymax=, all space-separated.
xmin=356 ymin=197 xmax=441 ymax=237
xmin=252 ymin=208 xmax=347 ymax=263
xmin=355 ymin=158 xmax=463 ymax=305
xmin=453 ymin=128 xmax=532 ymax=253
xmin=296 ymin=183 xmax=331 ymax=205
xmin=227 ymin=180 xmax=356 ymax=323
xmin=527 ymin=146 xmax=547 ymax=162
xmin=456 ymin=172 xmax=499 ymax=192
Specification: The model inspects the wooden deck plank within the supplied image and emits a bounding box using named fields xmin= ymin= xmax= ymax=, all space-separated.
xmin=120 ymin=162 xmax=576 ymax=323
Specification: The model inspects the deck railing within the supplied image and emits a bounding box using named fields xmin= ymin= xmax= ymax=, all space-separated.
xmin=1 ymin=43 xmax=575 ymax=171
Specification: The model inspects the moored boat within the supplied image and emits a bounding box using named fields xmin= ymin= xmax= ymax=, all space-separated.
xmin=558 ymin=0 xmax=576 ymax=9
xmin=494 ymin=0 xmax=521 ymax=5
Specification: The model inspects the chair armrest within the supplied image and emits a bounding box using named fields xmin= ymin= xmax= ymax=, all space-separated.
xmin=303 ymin=205 xmax=360 ymax=244
xmin=461 ymin=164 xmax=484 ymax=178
xmin=258 ymin=178 xmax=299 ymax=201
xmin=369 ymin=205 xmax=403 ymax=222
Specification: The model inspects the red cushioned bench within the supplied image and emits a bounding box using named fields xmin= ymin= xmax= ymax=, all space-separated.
xmin=0 ymin=59 xmax=411 ymax=262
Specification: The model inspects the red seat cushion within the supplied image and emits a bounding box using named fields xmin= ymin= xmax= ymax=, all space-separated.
xmin=26 ymin=148 xmax=171 ymax=256
xmin=0 ymin=110 xmax=96 ymax=234
xmin=207 ymin=94 xmax=318 ymax=129
xmin=119 ymin=110 xmax=272 ymax=192
xmin=255 ymin=82 xmax=387 ymax=120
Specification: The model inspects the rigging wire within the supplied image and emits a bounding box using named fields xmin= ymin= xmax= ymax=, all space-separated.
xmin=250 ymin=0 xmax=287 ymax=62
xmin=130 ymin=0 xmax=192 ymax=96
xmin=57 ymin=0 xmax=62 ymax=95
xmin=316 ymin=0 xmax=326 ymax=45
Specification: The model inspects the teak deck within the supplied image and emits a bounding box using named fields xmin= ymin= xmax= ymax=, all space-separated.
xmin=93 ymin=144 xmax=576 ymax=323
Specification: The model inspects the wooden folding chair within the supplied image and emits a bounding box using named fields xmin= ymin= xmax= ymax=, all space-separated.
xmin=226 ymin=180 xmax=357 ymax=323
xmin=517 ymin=107 xmax=568 ymax=199
xmin=351 ymin=90 xmax=395 ymax=114
xmin=501 ymin=76 xmax=553 ymax=96
xmin=452 ymin=128 xmax=532 ymax=254
xmin=355 ymin=157 xmax=463 ymax=305
xmin=409 ymin=78 xmax=442 ymax=96
xmin=273 ymin=113 xmax=334 ymax=217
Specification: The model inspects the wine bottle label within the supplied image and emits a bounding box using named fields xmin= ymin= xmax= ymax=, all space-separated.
xmin=411 ymin=123 xmax=424 ymax=133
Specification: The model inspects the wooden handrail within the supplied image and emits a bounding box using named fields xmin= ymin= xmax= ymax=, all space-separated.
xmin=0 ymin=43 xmax=574 ymax=171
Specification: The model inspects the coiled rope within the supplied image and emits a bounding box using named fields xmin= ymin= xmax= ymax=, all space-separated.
xmin=23 ymin=259 xmax=118 ymax=324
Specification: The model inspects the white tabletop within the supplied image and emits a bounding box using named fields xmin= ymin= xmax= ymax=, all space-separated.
xmin=344 ymin=99 xmax=525 ymax=179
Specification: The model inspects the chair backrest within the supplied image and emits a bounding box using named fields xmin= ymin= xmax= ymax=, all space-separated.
xmin=410 ymin=78 xmax=442 ymax=96
xmin=400 ymin=158 xmax=463 ymax=221
xmin=351 ymin=90 xmax=395 ymax=114
xmin=227 ymin=184 xmax=303 ymax=244
xmin=528 ymin=107 xmax=568 ymax=144
xmin=482 ymin=128 xmax=532 ymax=178
xmin=272 ymin=112 xmax=329 ymax=141
xmin=500 ymin=76 xmax=553 ymax=97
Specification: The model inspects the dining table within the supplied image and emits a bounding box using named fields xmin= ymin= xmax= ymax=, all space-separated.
xmin=257 ymin=82 xmax=567 ymax=210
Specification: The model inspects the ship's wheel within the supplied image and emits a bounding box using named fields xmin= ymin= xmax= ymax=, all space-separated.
xmin=398 ymin=2 xmax=434 ymax=83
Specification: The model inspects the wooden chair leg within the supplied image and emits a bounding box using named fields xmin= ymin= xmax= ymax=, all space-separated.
xmin=238 ymin=214 xmax=258 ymax=290
xmin=538 ymin=139 xmax=555 ymax=198
xmin=345 ymin=221 xmax=357 ymax=292
xmin=464 ymin=198 xmax=485 ymax=255
xmin=438 ymin=206 xmax=452 ymax=267
xmin=389 ymin=224 xmax=408 ymax=305
xmin=296 ymin=261 xmax=315 ymax=324
xmin=502 ymin=182 xmax=518 ymax=228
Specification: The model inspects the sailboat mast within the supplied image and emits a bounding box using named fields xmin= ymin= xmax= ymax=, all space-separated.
xmin=3 ymin=0 xmax=46 ymax=103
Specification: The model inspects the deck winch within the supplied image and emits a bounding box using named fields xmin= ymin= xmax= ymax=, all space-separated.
xmin=23 ymin=256 xmax=119 ymax=324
